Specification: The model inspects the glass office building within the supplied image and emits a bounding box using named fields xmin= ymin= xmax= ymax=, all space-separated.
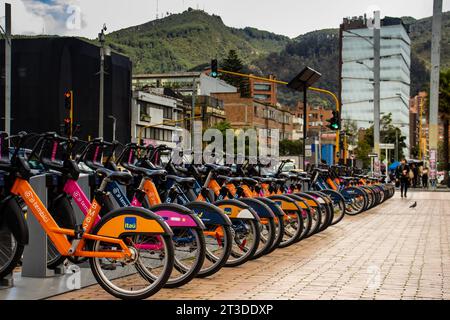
xmin=340 ymin=17 xmax=411 ymax=155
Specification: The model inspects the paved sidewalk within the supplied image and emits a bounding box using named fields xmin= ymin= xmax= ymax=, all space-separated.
xmin=50 ymin=191 xmax=450 ymax=300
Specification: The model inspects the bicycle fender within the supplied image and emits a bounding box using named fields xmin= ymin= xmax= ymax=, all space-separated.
xmin=255 ymin=197 xmax=285 ymax=218
xmin=268 ymin=195 xmax=303 ymax=212
xmin=150 ymin=203 xmax=206 ymax=229
xmin=238 ymin=198 xmax=275 ymax=219
xmin=93 ymin=207 xmax=173 ymax=238
xmin=183 ymin=201 xmax=232 ymax=226
xmin=1 ymin=196 xmax=29 ymax=245
xmin=214 ymin=199 xmax=260 ymax=221
xmin=319 ymin=189 xmax=346 ymax=204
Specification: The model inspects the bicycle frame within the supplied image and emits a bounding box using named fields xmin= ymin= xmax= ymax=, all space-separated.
xmin=11 ymin=177 xmax=136 ymax=259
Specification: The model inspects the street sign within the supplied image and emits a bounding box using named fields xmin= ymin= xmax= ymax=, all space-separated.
xmin=380 ymin=143 xmax=395 ymax=150
xmin=368 ymin=153 xmax=378 ymax=158
xmin=305 ymin=145 xmax=312 ymax=157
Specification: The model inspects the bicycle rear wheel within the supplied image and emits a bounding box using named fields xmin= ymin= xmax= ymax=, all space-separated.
xmin=0 ymin=197 xmax=26 ymax=279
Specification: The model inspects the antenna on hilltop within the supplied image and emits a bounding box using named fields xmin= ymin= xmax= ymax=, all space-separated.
xmin=156 ymin=0 xmax=159 ymax=19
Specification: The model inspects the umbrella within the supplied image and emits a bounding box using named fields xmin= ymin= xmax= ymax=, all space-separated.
xmin=389 ymin=161 xmax=401 ymax=170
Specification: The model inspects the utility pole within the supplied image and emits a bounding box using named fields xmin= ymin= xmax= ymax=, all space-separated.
xmin=373 ymin=10 xmax=381 ymax=163
xmin=429 ymin=0 xmax=442 ymax=185
xmin=4 ymin=3 xmax=11 ymax=135
xmin=395 ymin=129 xmax=399 ymax=162
xmin=418 ymin=95 xmax=424 ymax=160
xmin=108 ymin=115 xmax=117 ymax=141
xmin=98 ymin=24 xmax=107 ymax=138
xmin=303 ymin=90 xmax=308 ymax=170
xmin=191 ymin=78 xmax=197 ymax=145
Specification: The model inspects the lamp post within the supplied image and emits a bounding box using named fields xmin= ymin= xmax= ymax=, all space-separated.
xmin=1 ymin=3 xmax=11 ymax=134
xmin=429 ymin=0 xmax=443 ymax=187
xmin=108 ymin=115 xmax=117 ymax=141
xmin=287 ymin=67 xmax=322 ymax=170
xmin=98 ymin=24 xmax=107 ymax=138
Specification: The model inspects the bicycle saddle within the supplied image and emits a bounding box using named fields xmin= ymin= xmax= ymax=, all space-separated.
xmin=242 ymin=177 xmax=258 ymax=186
xmin=96 ymin=167 xmax=133 ymax=185
xmin=216 ymin=175 xmax=242 ymax=184
xmin=166 ymin=175 xmax=196 ymax=188
xmin=122 ymin=163 xmax=167 ymax=179
xmin=254 ymin=177 xmax=276 ymax=184
xmin=205 ymin=163 xmax=231 ymax=174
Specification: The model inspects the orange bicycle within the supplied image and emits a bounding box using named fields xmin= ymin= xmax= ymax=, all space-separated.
xmin=0 ymin=132 xmax=175 ymax=300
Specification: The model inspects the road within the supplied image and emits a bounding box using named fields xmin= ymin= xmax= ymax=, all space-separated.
xmin=49 ymin=191 xmax=450 ymax=300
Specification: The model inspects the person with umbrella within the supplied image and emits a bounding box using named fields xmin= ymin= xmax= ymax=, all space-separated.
xmin=395 ymin=158 xmax=410 ymax=198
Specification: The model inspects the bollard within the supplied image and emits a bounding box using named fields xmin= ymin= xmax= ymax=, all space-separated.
xmin=21 ymin=174 xmax=63 ymax=278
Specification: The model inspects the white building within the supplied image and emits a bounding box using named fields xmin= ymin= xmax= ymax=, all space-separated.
xmin=132 ymin=72 xmax=237 ymax=97
xmin=131 ymin=89 xmax=185 ymax=148
xmin=340 ymin=16 xmax=411 ymax=155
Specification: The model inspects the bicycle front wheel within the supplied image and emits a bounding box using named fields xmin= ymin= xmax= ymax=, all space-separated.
xmin=89 ymin=233 xmax=174 ymax=300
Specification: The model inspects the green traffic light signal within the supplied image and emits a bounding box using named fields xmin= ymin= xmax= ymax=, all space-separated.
xmin=211 ymin=59 xmax=218 ymax=78
xmin=327 ymin=111 xmax=340 ymax=131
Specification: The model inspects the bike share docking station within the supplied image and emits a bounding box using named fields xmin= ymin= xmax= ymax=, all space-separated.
xmin=0 ymin=173 xmax=101 ymax=300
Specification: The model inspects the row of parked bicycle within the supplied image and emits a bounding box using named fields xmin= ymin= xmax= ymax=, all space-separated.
xmin=0 ymin=132 xmax=395 ymax=300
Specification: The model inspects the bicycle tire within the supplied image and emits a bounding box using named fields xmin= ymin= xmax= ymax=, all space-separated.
xmin=197 ymin=224 xmax=232 ymax=278
xmin=0 ymin=197 xmax=27 ymax=279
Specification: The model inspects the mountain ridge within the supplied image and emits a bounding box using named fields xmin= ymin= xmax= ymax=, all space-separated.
xmin=32 ymin=8 xmax=446 ymax=107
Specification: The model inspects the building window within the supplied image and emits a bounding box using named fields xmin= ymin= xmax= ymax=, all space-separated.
xmin=254 ymin=94 xmax=271 ymax=101
xmin=142 ymin=127 xmax=173 ymax=142
xmin=140 ymin=104 xmax=151 ymax=122
xmin=254 ymin=83 xmax=271 ymax=91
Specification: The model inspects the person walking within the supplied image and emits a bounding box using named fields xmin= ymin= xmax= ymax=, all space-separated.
xmin=422 ymin=166 xmax=429 ymax=189
xmin=396 ymin=159 xmax=410 ymax=198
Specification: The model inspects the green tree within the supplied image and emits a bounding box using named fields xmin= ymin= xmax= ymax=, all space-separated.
xmin=355 ymin=139 xmax=372 ymax=169
xmin=355 ymin=113 xmax=407 ymax=168
xmin=220 ymin=50 xmax=251 ymax=97
xmin=342 ymin=120 xmax=358 ymax=146
xmin=279 ymin=139 xmax=303 ymax=156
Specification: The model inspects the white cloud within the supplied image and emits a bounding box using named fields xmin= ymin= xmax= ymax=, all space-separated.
xmin=1 ymin=0 xmax=46 ymax=35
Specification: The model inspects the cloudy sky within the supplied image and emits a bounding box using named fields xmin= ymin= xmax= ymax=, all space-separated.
xmin=1 ymin=0 xmax=449 ymax=38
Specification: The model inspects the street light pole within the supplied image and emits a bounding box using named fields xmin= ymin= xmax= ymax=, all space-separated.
xmin=98 ymin=24 xmax=107 ymax=138
xmin=429 ymin=0 xmax=442 ymax=186
xmin=373 ymin=10 xmax=381 ymax=161
xmin=395 ymin=129 xmax=399 ymax=162
xmin=108 ymin=115 xmax=117 ymax=141
xmin=303 ymin=89 xmax=308 ymax=170
xmin=3 ymin=3 xmax=11 ymax=135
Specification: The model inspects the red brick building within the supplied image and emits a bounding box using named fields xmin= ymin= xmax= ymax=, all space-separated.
xmin=212 ymin=92 xmax=294 ymax=141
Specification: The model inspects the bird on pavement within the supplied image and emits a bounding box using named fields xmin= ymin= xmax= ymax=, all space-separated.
xmin=409 ymin=202 xmax=417 ymax=209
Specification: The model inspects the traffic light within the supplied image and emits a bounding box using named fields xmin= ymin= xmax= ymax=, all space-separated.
xmin=64 ymin=91 xmax=73 ymax=110
xmin=63 ymin=118 xmax=71 ymax=136
xmin=210 ymin=59 xmax=218 ymax=78
xmin=327 ymin=111 xmax=340 ymax=131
